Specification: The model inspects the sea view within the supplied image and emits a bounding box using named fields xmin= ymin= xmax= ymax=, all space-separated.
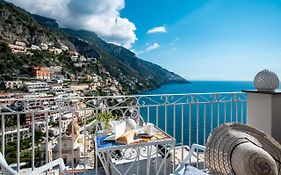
xmin=141 ymin=81 xmax=255 ymax=95
xmin=140 ymin=81 xmax=254 ymax=145
xmin=2 ymin=0 xmax=281 ymax=174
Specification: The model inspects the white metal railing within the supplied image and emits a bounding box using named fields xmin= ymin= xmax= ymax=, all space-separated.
xmin=0 ymin=92 xmax=247 ymax=174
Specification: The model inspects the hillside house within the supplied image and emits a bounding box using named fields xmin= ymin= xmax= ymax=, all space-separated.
xmin=9 ymin=42 xmax=27 ymax=53
xmin=4 ymin=81 xmax=23 ymax=89
xmin=32 ymin=67 xmax=51 ymax=80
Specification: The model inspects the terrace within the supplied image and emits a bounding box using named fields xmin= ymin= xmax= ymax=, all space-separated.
xmin=0 ymin=90 xmax=279 ymax=174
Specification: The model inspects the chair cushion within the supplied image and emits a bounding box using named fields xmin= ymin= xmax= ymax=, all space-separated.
xmin=183 ymin=165 xmax=208 ymax=175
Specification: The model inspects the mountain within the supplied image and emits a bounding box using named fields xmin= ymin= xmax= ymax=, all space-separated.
xmin=63 ymin=29 xmax=187 ymax=82
xmin=0 ymin=0 xmax=188 ymax=93
xmin=61 ymin=29 xmax=188 ymax=92
xmin=32 ymin=14 xmax=188 ymax=91
xmin=31 ymin=14 xmax=59 ymax=29
xmin=0 ymin=1 xmax=73 ymax=49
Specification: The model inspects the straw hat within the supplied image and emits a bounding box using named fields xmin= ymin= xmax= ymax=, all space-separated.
xmin=205 ymin=123 xmax=281 ymax=175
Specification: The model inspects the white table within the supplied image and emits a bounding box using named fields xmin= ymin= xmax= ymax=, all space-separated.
xmin=95 ymin=127 xmax=176 ymax=175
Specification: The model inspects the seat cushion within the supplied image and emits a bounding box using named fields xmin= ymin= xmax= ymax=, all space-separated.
xmin=182 ymin=165 xmax=208 ymax=175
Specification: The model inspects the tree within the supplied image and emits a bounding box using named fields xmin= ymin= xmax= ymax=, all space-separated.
xmin=0 ymin=80 xmax=5 ymax=90
xmin=0 ymin=42 xmax=10 ymax=53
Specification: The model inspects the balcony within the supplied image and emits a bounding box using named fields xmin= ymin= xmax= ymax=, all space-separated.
xmin=0 ymin=92 xmax=247 ymax=174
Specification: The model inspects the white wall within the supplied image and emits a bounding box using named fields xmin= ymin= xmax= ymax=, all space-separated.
xmin=247 ymin=92 xmax=281 ymax=143
xmin=247 ymin=93 xmax=272 ymax=135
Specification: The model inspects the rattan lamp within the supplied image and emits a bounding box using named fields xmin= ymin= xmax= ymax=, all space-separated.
xmin=254 ymin=69 xmax=279 ymax=92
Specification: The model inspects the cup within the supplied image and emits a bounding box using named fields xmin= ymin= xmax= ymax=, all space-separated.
xmin=143 ymin=123 xmax=154 ymax=135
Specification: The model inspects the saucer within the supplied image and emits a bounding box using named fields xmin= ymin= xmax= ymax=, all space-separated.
xmin=138 ymin=133 xmax=154 ymax=138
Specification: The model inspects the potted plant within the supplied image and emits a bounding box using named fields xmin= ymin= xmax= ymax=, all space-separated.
xmin=97 ymin=112 xmax=118 ymax=134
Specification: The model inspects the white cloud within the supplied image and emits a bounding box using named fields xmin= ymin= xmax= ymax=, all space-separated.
xmin=134 ymin=42 xmax=160 ymax=56
xmin=147 ymin=26 xmax=167 ymax=34
xmin=145 ymin=43 xmax=160 ymax=52
xmin=6 ymin=0 xmax=137 ymax=48
xmin=169 ymin=37 xmax=179 ymax=45
xmin=135 ymin=50 xmax=144 ymax=55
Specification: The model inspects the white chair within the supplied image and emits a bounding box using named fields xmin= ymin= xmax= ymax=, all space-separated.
xmin=171 ymin=144 xmax=208 ymax=175
xmin=0 ymin=152 xmax=68 ymax=175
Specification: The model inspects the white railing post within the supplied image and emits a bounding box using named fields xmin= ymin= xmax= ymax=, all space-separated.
xmin=45 ymin=112 xmax=49 ymax=166
xmin=244 ymin=90 xmax=281 ymax=144
xmin=2 ymin=114 xmax=5 ymax=156
xmin=32 ymin=112 xmax=35 ymax=170
xmin=83 ymin=109 xmax=87 ymax=173
xmin=59 ymin=109 xmax=62 ymax=160
xmin=17 ymin=114 xmax=20 ymax=172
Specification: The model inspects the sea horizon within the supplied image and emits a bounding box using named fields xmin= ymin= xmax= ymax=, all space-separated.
xmin=140 ymin=80 xmax=256 ymax=95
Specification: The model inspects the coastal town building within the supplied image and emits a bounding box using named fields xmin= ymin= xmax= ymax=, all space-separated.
xmin=7 ymin=41 xmax=70 ymax=55
xmin=34 ymin=121 xmax=47 ymax=133
xmin=48 ymin=47 xmax=62 ymax=55
xmin=87 ymin=57 xmax=97 ymax=62
xmin=79 ymin=55 xmax=87 ymax=62
xmin=49 ymin=110 xmax=60 ymax=122
xmin=25 ymin=109 xmax=73 ymax=126
xmin=4 ymin=80 xmax=23 ymax=89
xmin=40 ymin=43 xmax=49 ymax=50
xmin=49 ymin=127 xmax=60 ymax=136
xmin=71 ymin=56 xmax=79 ymax=62
xmin=70 ymin=84 xmax=89 ymax=92
xmin=50 ymin=66 xmax=63 ymax=80
xmin=30 ymin=44 xmax=41 ymax=50
xmin=55 ymin=48 xmax=63 ymax=54
xmin=51 ymin=120 xmax=92 ymax=166
xmin=0 ymin=128 xmax=30 ymax=144
xmin=24 ymin=81 xmax=50 ymax=93
xmin=32 ymin=67 xmax=51 ymax=80
xmin=25 ymin=113 xmax=46 ymax=125
xmin=52 ymin=120 xmax=80 ymax=165
xmin=50 ymin=85 xmax=64 ymax=95
xmin=68 ymin=51 xmax=79 ymax=56
xmin=40 ymin=142 xmax=53 ymax=165
xmin=7 ymin=41 xmax=68 ymax=54
xmin=60 ymin=44 xmax=69 ymax=51
xmin=8 ymin=42 xmax=27 ymax=53
xmin=15 ymin=41 xmax=26 ymax=47
xmin=0 ymin=93 xmax=17 ymax=106
xmin=74 ymin=63 xmax=83 ymax=67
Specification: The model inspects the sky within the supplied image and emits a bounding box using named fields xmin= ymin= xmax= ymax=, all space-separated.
xmin=6 ymin=0 xmax=281 ymax=81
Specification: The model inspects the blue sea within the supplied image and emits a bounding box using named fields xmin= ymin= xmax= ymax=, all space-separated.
xmin=139 ymin=81 xmax=255 ymax=145
xmin=141 ymin=81 xmax=255 ymax=95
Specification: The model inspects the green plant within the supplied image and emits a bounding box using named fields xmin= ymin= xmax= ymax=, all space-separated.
xmin=48 ymin=121 xmax=57 ymax=127
xmin=97 ymin=112 xmax=118 ymax=130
